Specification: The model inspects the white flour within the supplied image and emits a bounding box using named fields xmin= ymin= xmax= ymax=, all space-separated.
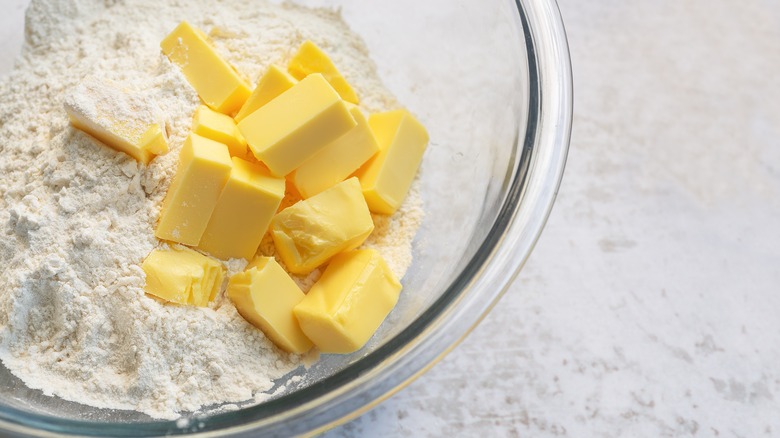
xmin=0 ymin=0 xmax=422 ymax=419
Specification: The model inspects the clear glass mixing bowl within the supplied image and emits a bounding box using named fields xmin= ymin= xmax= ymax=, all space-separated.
xmin=0 ymin=0 xmax=571 ymax=435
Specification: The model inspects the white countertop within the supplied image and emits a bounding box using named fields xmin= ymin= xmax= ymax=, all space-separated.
xmin=326 ymin=0 xmax=780 ymax=436
xmin=3 ymin=0 xmax=779 ymax=436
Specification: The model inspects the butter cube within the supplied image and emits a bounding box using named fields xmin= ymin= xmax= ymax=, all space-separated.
xmin=192 ymin=105 xmax=248 ymax=157
xmin=354 ymin=110 xmax=429 ymax=215
xmin=64 ymin=79 xmax=168 ymax=165
xmin=271 ymin=178 xmax=373 ymax=275
xmin=161 ymin=21 xmax=251 ymax=115
xmin=288 ymin=40 xmax=359 ymax=104
xmin=227 ymin=257 xmax=313 ymax=353
xmin=139 ymin=124 xmax=169 ymax=156
xmin=142 ymin=246 xmax=225 ymax=307
xmin=293 ymin=249 xmax=401 ymax=353
xmin=198 ymin=158 xmax=285 ymax=260
xmin=237 ymin=73 xmax=356 ymax=177
xmin=234 ymin=65 xmax=297 ymax=123
xmin=156 ymin=133 xmax=233 ymax=246
xmin=291 ymin=104 xmax=380 ymax=198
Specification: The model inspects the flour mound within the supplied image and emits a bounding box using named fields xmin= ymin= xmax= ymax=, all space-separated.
xmin=0 ymin=0 xmax=420 ymax=419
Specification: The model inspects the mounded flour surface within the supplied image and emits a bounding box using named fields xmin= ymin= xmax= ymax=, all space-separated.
xmin=0 ymin=0 xmax=421 ymax=419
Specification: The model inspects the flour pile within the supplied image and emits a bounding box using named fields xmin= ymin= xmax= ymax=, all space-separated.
xmin=0 ymin=0 xmax=422 ymax=419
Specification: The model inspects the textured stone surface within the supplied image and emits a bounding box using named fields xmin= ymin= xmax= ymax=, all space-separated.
xmin=326 ymin=0 xmax=780 ymax=436
xmin=2 ymin=0 xmax=780 ymax=435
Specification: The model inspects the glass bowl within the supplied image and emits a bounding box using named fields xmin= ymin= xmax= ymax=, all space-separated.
xmin=0 ymin=0 xmax=571 ymax=435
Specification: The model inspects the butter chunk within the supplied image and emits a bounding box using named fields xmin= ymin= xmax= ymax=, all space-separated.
xmin=291 ymin=104 xmax=379 ymax=198
xmin=354 ymin=110 xmax=429 ymax=215
xmin=161 ymin=21 xmax=251 ymax=115
xmin=227 ymin=257 xmax=313 ymax=353
xmin=234 ymin=65 xmax=297 ymax=123
xmin=139 ymin=124 xmax=169 ymax=156
xmin=192 ymin=105 xmax=248 ymax=157
xmin=288 ymin=40 xmax=359 ymax=104
xmin=142 ymin=246 xmax=225 ymax=307
xmin=271 ymin=177 xmax=373 ymax=275
xmin=293 ymin=249 xmax=401 ymax=353
xmin=198 ymin=157 xmax=285 ymax=260
xmin=155 ymin=133 xmax=233 ymax=246
xmin=237 ymin=73 xmax=356 ymax=177
xmin=64 ymin=79 xmax=168 ymax=165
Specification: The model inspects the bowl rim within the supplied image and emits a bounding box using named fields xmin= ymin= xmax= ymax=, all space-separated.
xmin=0 ymin=0 xmax=572 ymax=435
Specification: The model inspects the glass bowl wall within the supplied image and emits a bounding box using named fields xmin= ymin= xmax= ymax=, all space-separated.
xmin=0 ymin=0 xmax=571 ymax=435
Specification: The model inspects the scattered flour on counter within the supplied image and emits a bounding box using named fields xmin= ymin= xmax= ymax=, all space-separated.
xmin=0 ymin=0 xmax=422 ymax=419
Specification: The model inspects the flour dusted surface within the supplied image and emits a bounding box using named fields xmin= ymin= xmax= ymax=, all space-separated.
xmin=0 ymin=0 xmax=421 ymax=419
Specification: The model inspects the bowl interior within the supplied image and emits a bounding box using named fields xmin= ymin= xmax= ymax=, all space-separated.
xmin=0 ymin=0 xmax=532 ymax=433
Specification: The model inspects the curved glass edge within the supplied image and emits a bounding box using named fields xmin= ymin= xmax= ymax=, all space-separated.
xmin=0 ymin=0 xmax=572 ymax=435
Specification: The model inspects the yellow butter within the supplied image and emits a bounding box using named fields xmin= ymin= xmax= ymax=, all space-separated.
xmin=237 ymin=73 xmax=356 ymax=177
xmin=192 ymin=105 xmax=248 ymax=157
xmin=142 ymin=246 xmax=225 ymax=307
xmin=155 ymin=133 xmax=233 ymax=246
xmin=288 ymin=40 xmax=359 ymax=104
xmin=160 ymin=21 xmax=251 ymax=115
xmin=139 ymin=124 xmax=169 ymax=156
xmin=64 ymin=79 xmax=168 ymax=165
xmin=227 ymin=257 xmax=313 ymax=353
xmin=234 ymin=65 xmax=297 ymax=123
xmin=293 ymin=249 xmax=401 ymax=353
xmin=198 ymin=157 xmax=285 ymax=260
xmin=291 ymin=104 xmax=379 ymax=199
xmin=354 ymin=110 xmax=429 ymax=215
xmin=271 ymin=177 xmax=373 ymax=275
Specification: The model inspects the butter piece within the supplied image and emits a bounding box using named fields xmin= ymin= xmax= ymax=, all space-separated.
xmin=271 ymin=177 xmax=373 ymax=275
xmin=155 ymin=133 xmax=233 ymax=246
xmin=227 ymin=257 xmax=313 ymax=353
xmin=291 ymin=104 xmax=379 ymax=198
xmin=198 ymin=157 xmax=285 ymax=260
xmin=288 ymin=40 xmax=359 ymax=104
xmin=160 ymin=21 xmax=251 ymax=115
xmin=192 ymin=105 xmax=248 ymax=157
xmin=64 ymin=79 xmax=168 ymax=165
xmin=142 ymin=246 xmax=225 ymax=307
xmin=237 ymin=73 xmax=356 ymax=177
xmin=293 ymin=249 xmax=401 ymax=353
xmin=234 ymin=65 xmax=297 ymax=123
xmin=139 ymin=124 xmax=169 ymax=156
xmin=354 ymin=110 xmax=429 ymax=215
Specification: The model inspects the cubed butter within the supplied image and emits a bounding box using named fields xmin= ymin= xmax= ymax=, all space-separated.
xmin=161 ymin=21 xmax=251 ymax=115
xmin=192 ymin=105 xmax=248 ymax=157
xmin=237 ymin=73 xmax=356 ymax=177
xmin=64 ymin=79 xmax=168 ymax=165
xmin=293 ymin=249 xmax=401 ymax=353
xmin=227 ymin=257 xmax=313 ymax=353
xmin=288 ymin=40 xmax=359 ymax=104
xmin=354 ymin=110 xmax=429 ymax=215
xmin=155 ymin=133 xmax=233 ymax=246
xmin=234 ymin=65 xmax=297 ymax=123
xmin=271 ymin=177 xmax=373 ymax=275
xmin=198 ymin=157 xmax=285 ymax=260
xmin=291 ymin=104 xmax=379 ymax=198
xmin=142 ymin=246 xmax=225 ymax=307
xmin=139 ymin=124 xmax=169 ymax=156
